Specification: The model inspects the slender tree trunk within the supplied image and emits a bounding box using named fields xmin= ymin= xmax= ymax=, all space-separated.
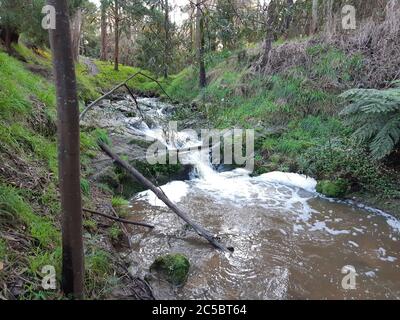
xmin=48 ymin=0 xmax=84 ymax=299
xmin=311 ymin=0 xmax=319 ymax=34
xmin=325 ymin=0 xmax=334 ymax=37
xmin=100 ymin=2 xmax=108 ymax=61
xmin=196 ymin=0 xmax=206 ymax=88
xmin=70 ymin=8 xmax=82 ymax=62
xmin=284 ymin=0 xmax=294 ymax=38
xmin=258 ymin=0 xmax=277 ymax=70
xmin=2 ymin=26 xmax=19 ymax=54
xmin=163 ymin=0 xmax=170 ymax=79
xmin=114 ymin=0 xmax=120 ymax=71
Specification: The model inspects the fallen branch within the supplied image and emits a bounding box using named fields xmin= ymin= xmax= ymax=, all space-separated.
xmin=79 ymin=72 xmax=172 ymax=121
xmin=110 ymin=205 xmax=133 ymax=248
xmin=98 ymin=142 xmax=232 ymax=252
xmin=83 ymin=208 xmax=155 ymax=229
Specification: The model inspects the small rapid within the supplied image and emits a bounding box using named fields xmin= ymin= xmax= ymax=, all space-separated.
xmin=122 ymin=97 xmax=400 ymax=300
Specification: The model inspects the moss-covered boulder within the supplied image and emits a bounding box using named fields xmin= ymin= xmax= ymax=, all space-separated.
xmin=150 ymin=253 xmax=190 ymax=286
xmin=316 ymin=179 xmax=349 ymax=198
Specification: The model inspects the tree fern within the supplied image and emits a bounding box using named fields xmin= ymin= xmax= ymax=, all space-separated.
xmin=340 ymin=86 xmax=400 ymax=160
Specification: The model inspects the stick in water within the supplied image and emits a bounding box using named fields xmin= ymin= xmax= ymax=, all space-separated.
xmin=98 ymin=142 xmax=232 ymax=252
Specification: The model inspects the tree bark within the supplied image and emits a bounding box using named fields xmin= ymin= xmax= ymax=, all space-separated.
xmin=100 ymin=2 xmax=108 ymax=61
xmin=258 ymin=0 xmax=277 ymax=70
xmin=114 ymin=0 xmax=120 ymax=71
xmin=163 ymin=0 xmax=170 ymax=79
xmin=70 ymin=8 xmax=83 ymax=62
xmin=48 ymin=0 xmax=84 ymax=299
xmin=1 ymin=26 xmax=19 ymax=54
xmin=325 ymin=0 xmax=334 ymax=37
xmin=311 ymin=0 xmax=319 ymax=34
xmin=196 ymin=0 xmax=206 ymax=88
xmin=284 ymin=0 xmax=294 ymax=38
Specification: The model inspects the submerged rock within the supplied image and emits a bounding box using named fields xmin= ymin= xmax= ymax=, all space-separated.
xmin=316 ymin=179 xmax=349 ymax=198
xmin=150 ymin=253 xmax=190 ymax=286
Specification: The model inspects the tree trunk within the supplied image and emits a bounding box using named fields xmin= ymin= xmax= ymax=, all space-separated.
xmin=100 ymin=2 xmax=108 ymax=61
xmin=311 ymin=0 xmax=319 ymax=34
xmin=258 ymin=0 xmax=277 ymax=70
xmin=163 ymin=0 xmax=170 ymax=79
xmin=284 ymin=0 xmax=294 ymax=37
xmin=196 ymin=0 xmax=206 ymax=88
xmin=70 ymin=8 xmax=82 ymax=62
xmin=325 ymin=0 xmax=334 ymax=37
xmin=48 ymin=0 xmax=84 ymax=299
xmin=114 ymin=0 xmax=120 ymax=71
xmin=1 ymin=26 xmax=19 ymax=54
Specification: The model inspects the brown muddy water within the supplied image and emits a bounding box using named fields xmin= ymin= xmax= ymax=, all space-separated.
xmin=127 ymin=170 xmax=400 ymax=300
xmin=106 ymin=97 xmax=399 ymax=300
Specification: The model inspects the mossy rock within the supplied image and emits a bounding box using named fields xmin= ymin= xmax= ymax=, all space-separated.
xmin=150 ymin=253 xmax=190 ymax=286
xmin=316 ymin=179 xmax=349 ymax=198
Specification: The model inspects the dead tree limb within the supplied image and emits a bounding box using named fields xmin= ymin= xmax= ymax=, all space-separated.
xmin=110 ymin=205 xmax=133 ymax=248
xmin=83 ymin=208 xmax=154 ymax=229
xmin=79 ymin=72 xmax=172 ymax=121
xmin=98 ymin=142 xmax=232 ymax=252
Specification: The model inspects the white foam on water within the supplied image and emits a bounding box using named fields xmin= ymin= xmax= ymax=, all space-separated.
xmin=136 ymin=181 xmax=189 ymax=207
xmin=257 ymin=171 xmax=317 ymax=193
xmin=309 ymin=221 xmax=351 ymax=236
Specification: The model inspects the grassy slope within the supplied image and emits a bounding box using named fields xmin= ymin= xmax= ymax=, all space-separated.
xmin=165 ymin=44 xmax=400 ymax=215
xmin=0 ymin=44 xmax=157 ymax=299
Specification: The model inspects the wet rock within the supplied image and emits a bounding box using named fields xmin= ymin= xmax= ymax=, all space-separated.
xmin=316 ymin=179 xmax=349 ymax=198
xmin=150 ymin=253 xmax=190 ymax=286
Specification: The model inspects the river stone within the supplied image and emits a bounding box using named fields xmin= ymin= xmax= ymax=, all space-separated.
xmin=316 ymin=179 xmax=349 ymax=198
xmin=150 ymin=254 xmax=190 ymax=286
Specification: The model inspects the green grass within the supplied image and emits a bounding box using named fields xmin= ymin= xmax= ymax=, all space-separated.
xmin=111 ymin=196 xmax=129 ymax=208
xmin=0 ymin=184 xmax=59 ymax=248
xmin=0 ymin=51 xmax=55 ymax=120
xmin=0 ymin=238 xmax=6 ymax=260
xmin=108 ymin=224 xmax=122 ymax=242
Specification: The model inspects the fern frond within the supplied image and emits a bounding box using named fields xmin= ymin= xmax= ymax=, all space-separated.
xmin=341 ymin=87 xmax=400 ymax=159
xmin=370 ymin=115 xmax=400 ymax=159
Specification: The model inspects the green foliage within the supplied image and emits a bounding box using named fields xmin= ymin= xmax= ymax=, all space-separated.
xmin=0 ymin=52 xmax=55 ymax=120
xmin=0 ymin=238 xmax=6 ymax=260
xmin=316 ymin=179 xmax=349 ymax=198
xmin=299 ymin=138 xmax=400 ymax=198
xmin=108 ymin=224 xmax=122 ymax=242
xmin=28 ymin=247 xmax=62 ymax=276
xmin=0 ymin=184 xmax=59 ymax=247
xmin=111 ymin=196 xmax=129 ymax=208
xmin=85 ymin=248 xmax=116 ymax=297
xmin=166 ymin=67 xmax=199 ymax=102
xmin=151 ymin=253 xmax=190 ymax=286
xmin=80 ymin=179 xmax=91 ymax=196
xmin=340 ymin=86 xmax=400 ymax=160
xmin=83 ymin=219 xmax=98 ymax=233
xmin=307 ymin=45 xmax=363 ymax=83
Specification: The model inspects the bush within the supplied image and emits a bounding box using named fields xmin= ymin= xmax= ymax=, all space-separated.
xmin=316 ymin=179 xmax=349 ymax=198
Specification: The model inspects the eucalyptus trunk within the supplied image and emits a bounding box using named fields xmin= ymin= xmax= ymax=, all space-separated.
xmin=48 ymin=0 xmax=84 ymax=299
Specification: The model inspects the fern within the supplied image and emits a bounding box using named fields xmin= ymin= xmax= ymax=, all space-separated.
xmin=340 ymin=86 xmax=400 ymax=160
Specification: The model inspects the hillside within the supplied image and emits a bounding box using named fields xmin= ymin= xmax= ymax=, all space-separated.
xmin=0 ymin=44 xmax=158 ymax=299
xmin=164 ymin=15 xmax=400 ymax=215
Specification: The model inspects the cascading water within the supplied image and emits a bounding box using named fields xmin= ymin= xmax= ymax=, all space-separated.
xmin=122 ymin=97 xmax=400 ymax=300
